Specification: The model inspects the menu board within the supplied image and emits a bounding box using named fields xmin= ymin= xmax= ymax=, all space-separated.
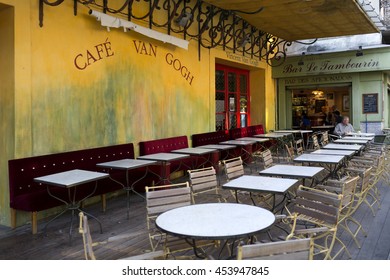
xmin=362 ymin=93 xmax=378 ymax=114
xmin=315 ymin=99 xmax=326 ymax=113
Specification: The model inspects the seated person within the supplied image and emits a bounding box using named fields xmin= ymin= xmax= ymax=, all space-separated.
xmin=333 ymin=110 xmax=343 ymax=124
xmin=300 ymin=113 xmax=311 ymax=129
xmin=334 ymin=116 xmax=355 ymax=136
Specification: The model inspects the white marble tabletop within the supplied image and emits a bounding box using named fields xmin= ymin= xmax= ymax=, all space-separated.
xmin=198 ymin=144 xmax=236 ymax=150
xmin=311 ymin=125 xmax=335 ymax=129
xmin=156 ymin=203 xmax=275 ymax=239
xmin=254 ymin=133 xmax=288 ymax=138
xmin=334 ymin=139 xmax=369 ymax=144
xmin=96 ymin=159 xmax=157 ymax=170
xmin=342 ymin=136 xmax=374 ymax=141
xmin=171 ymin=147 xmax=217 ymax=155
xmin=34 ymin=169 xmax=109 ymax=188
xmin=220 ymin=140 xmax=256 ymax=146
xmin=223 ymin=175 xmax=299 ymax=194
xmin=273 ymin=130 xmax=302 ymax=134
xmin=293 ymin=154 xmax=345 ymax=164
xmin=346 ymin=132 xmax=375 ymax=137
xmin=236 ymin=137 xmax=270 ymax=143
xmin=298 ymin=130 xmax=313 ymax=134
xmin=138 ymin=152 xmax=190 ymax=162
xmin=323 ymin=143 xmax=363 ymax=151
xmin=259 ymin=165 xmax=324 ymax=179
xmin=311 ymin=149 xmax=356 ymax=156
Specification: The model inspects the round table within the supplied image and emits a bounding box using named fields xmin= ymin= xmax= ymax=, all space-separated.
xmin=156 ymin=203 xmax=275 ymax=258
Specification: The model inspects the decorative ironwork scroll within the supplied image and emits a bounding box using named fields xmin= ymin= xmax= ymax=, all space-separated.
xmin=38 ymin=0 xmax=313 ymax=66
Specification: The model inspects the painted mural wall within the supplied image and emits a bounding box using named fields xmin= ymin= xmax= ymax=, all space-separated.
xmin=0 ymin=0 xmax=276 ymax=227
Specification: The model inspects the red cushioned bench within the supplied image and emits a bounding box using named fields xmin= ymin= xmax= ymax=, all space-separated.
xmin=8 ymin=143 xmax=158 ymax=234
xmin=192 ymin=130 xmax=229 ymax=147
xmin=229 ymin=124 xmax=265 ymax=139
xmin=139 ymin=135 xmax=219 ymax=182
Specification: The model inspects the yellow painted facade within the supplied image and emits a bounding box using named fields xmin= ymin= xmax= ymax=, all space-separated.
xmin=0 ymin=0 xmax=276 ymax=227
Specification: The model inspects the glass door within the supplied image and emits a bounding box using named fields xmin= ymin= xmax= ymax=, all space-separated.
xmin=215 ymin=64 xmax=250 ymax=131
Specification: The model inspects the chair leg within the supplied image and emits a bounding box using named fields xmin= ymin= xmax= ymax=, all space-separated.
xmin=331 ymin=236 xmax=351 ymax=260
xmin=11 ymin=208 xmax=17 ymax=229
xmin=341 ymin=217 xmax=367 ymax=249
xmin=32 ymin=211 xmax=38 ymax=234
xmin=101 ymin=194 xmax=106 ymax=212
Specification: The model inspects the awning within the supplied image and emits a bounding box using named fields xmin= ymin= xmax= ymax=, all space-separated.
xmin=205 ymin=0 xmax=380 ymax=41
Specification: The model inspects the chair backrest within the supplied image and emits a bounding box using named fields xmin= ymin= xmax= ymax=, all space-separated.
xmin=345 ymin=166 xmax=373 ymax=193
xmin=145 ymin=182 xmax=192 ymax=251
xmin=260 ymin=149 xmax=274 ymax=169
xmin=321 ymin=131 xmax=329 ymax=145
xmin=294 ymin=186 xmax=342 ymax=227
xmin=187 ymin=166 xmax=219 ymax=203
xmin=146 ymin=182 xmax=192 ymax=219
xmin=79 ymin=212 xmax=96 ymax=260
xmin=317 ymin=176 xmax=359 ymax=215
xmin=295 ymin=139 xmax=304 ymax=155
xmin=237 ymin=238 xmax=314 ymax=260
xmin=221 ymin=156 xmax=244 ymax=181
xmin=311 ymin=134 xmax=320 ymax=150
xmin=285 ymin=142 xmax=295 ymax=162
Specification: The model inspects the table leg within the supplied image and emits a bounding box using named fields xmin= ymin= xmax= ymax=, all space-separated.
xmin=125 ymin=168 xmax=149 ymax=219
xmin=44 ymin=182 xmax=102 ymax=242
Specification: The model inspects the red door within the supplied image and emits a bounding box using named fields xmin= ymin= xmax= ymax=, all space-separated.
xmin=215 ymin=64 xmax=250 ymax=131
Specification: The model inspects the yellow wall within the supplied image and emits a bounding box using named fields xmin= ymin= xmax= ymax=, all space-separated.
xmin=0 ymin=0 xmax=276 ymax=226
xmin=0 ymin=3 xmax=15 ymax=226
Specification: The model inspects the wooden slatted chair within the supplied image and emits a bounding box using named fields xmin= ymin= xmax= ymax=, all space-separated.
xmin=316 ymin=175 xmax=360 ymax=254
xmin=221 ymin=156 xmax=245 ymax=181
xmin=145 ymin=182 xmax=216 ymax=258
xmin=295 ymin=139 xmax=304 ymax=156
xmin=284 ymin=142 xmax=296 ymax=163
xmin=237 ymin=238 xmax=314 ymax=260
xmin=320 ymin=131 xmax=330 ymax=146
xmin=348 ymin=155 xmax=383 ymax=215
xmin=284 ymin=185 xmax=343 ymax=260
xmin=258 ymin=149 xmax=274 ymax=169
xmin=221 ymin=156 xmax=272 ymax=206
xmin=78 ymin=212 xmax=165 ymax=260
xmin=307 ymin=134 xmax=321 ymax=151
xmin=187 ymin=166 xmax=226 ymax=203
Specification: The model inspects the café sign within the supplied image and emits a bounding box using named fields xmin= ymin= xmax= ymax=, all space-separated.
xmin=272 ymin=51 xmax=390 ymax=78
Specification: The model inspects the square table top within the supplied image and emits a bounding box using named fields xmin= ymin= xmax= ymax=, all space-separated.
xmin=259 ymin=164 xmax=324 ymax=179
xmin=96 ymin=159 xmax=157 ymax=170
xmin=171 ymin=147 xmax=217 ymax=155
xmin=236 ymin=137 xmax=270 ymax=143
xmin=293 ymin=154 xmax=345 ymax=164
xmin=311 ymin=125 xmax=335 ymax=129
xmin=223 ymin=175 xmax=299 ymax=194
xmin=323 ymin=143 xmax=363 ymax=151
xmin=273 ymin=130 xmax=302 ymax=134
xmin=220 ymin=140 xmax=256 ymax=146
xmin=198 ymin=144 xmax=237 ymax=150
xmin=34 ymin=169 xmax=109 ymax=188
xmin=346 ymin=132 xmax=375 ymax=137
xmin=311 ymin=149 xmax=356 ymax=157
xmin=254 ymin=133 xmax=288 ymax=138
xmin=334 ymin=139 xmax=369 ymax=144
xmin=138 ymin=153 xmax=190 ymax=162
xmin=342 ymin=136 xmax=374 ymax=141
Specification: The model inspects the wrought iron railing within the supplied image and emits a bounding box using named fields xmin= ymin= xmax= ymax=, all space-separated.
xmin=39 ymin=0 xmax=314 ymax=66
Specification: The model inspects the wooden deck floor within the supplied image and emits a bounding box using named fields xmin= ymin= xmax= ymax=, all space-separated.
xmin=0 ymin=168 xmax=389 ymax=260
